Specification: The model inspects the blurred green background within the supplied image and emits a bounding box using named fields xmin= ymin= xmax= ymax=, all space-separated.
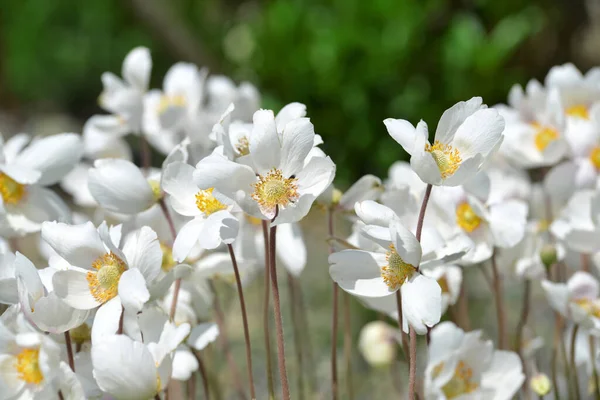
xmin=0 ymin=0 xmax=594 ymax=184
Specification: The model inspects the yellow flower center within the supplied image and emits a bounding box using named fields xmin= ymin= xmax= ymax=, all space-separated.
xmin=456 ymin=202 xmax=481 ymax=233
xmin=251 ymin=168 xmax=299 ymax=211
xmin=195 ymin=188 xmax=227 ymax=216
xmin=425 ymin=141 xmax=462 ymax=179
xmin=566 ymin=104 xmax=589 ymax=120
xmin=574 ymin=298 xmax=600 ymax=318
xmin=15 ymin=348 xmax=43 ymax=385
xmin=433 ymin=360 xmax=479 ymax=399
xmin=590 ymin=147 xmax=600 ymax=170
xmin=437 ymin=275 xmax=450 ymax=294
xmin=380 ymin=244 xmax=416 ymax=290
xmin=69 ymin=323 xmax=91 ymax=345
xmin=160 ymin=242 xmax=177 ymax=272
xmin=87 ymin=253 xmax=127 ymax=304
xmin=235 ymin=136 xmax=250 ymax=156
xmin=533 ymin=124 xmax=559 ymax=151
xmin=156 ymin=94 xmax=186 ymax=114
xmin=148 ymin=179 xmax=162 ymax=200
xmin=246 ymin=215 xmax=263 ymax=225
xmin=0 ymin=172 xmax=26 ymax=205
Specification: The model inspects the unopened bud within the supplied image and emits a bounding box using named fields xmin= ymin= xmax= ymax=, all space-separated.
xmin=540 ymin=244 xmax=558 ymax=269
xmin=358 ymin=321 xmax=397 ymax=368
xmin=530 ymin=373 xmax=551 ymax=396
xmin=331 ymin=188 xmax=343 ymax=206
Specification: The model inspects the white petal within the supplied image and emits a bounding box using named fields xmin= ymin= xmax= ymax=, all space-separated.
xmin=194 ymin=154 xmax=256 ymax=199
xmin=275 ymin=102 xmax=307 ymax=131
xmin=7 ymin=186 xmax=71 ymax=235
xmin=541 ymin=280 xmax=569 ymax=316
xmin=401 ymin=274 xmax=442 ymax=334
xmin=198 ymin=210 xmax=239 ymax=249
xmin=162 ymin=162 xmax=199 ymax=217
xmin=171 ymin=349 xmax=198 ymax=381
xmin=164 ymin=63 xmax=203 ymax=108
xmin=568 ymin=271 xmax=599 ymax=300
xmin=0 ymin=164 xmax=41 ymax=184
xmin=354 ymin=200 xmax=396 ymax=227
xmin=411 ymin=149 xmax=443 ymax=186
xmin=122 ymin=226 xmax=162 ymax=283
xmin=92 ymin=335 xmax=158 ymax=400
xmin=118 ymin=269 xmax=150 ymax=312
xmin=488 ymin=200 xmax=528 ymax=248
xmin=52 ymin=269 xmax=101 ymax=310
xmin=390 ymin=220 xmax=422 ymax=267
xmin=279 ymin=118 xmax=315 ymax=177
xmin=482 ymin=351 xmax=525 ymax=400
xmin=188 ymin=322 xmax=219 ymax=350
xmin=88 ymin=159 xmax=155 ymax=214
xmin=276 ymin=223 xmax=306 ymax=277
xmin=122 ymin=47 xmax=151 ymax=91
xmin=173 ymin=217 xmax=205 ymax=262
xmin=250 ymin=109 xmax=281 ymax=174
xmin=451 ymin=108 xmax=505 ymax=159
xmin=0 ymin=354 xmax=25 ymax=399
xmin=383 ymin=118 xmax=419 ymax=156
xmin=41 ymin=221 xmax=106 ymax=268
xmin=14 ymin=133 xmax=83 ymax=185
xmin=91 ymin=298 xmax=123 ymax=343
xmin=26 ymin=292 xmax=90 ymax=334
xmin=296 ymin=156 xmax=336 ymax=197
xmin=329 ymin=250 xmax=393 ymax=297
xmin=339 ymin=175 xmax=383 ymax=210
xmin=434 ymin=97 xmax=483 ymax=143
xmin=14 ymin=252 xmax=44 ymax=300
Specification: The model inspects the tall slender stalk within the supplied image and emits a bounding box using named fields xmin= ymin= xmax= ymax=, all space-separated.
xmin=408 ymin=183 xmax=433 ymax=400
xmin=261 ymin=220 xmax=275 ymax=399
xmin=490 ymin=250 xmax=507 ymax=350
xmin=227 ymin=244 xmax=256 ymax=399
xmin=159 ymin=198 xmax=181 ymax=322
xmin=209 ymin=281 xmax=246 ymax=400
xmin=342 ymin=292 xmax=354 ymax=400
xmin=582 ymin=253 xmax=591 ymax=273
xmin=269 ymin=209 xmax=291 ymax=399
xmin=287 ymin=273 xmax=305 ymax=399
xmin=187 ymin=373 xmax=196 ymax=400
xmin=140 ymin=133 xmax=152 ymax=171
xmin=64 ymin=331 xmax=75 ymax=372
xmin=516 ymin=280 xmax=531 ymax=360
xmin=590 ymin=336 xmax=600 ymax=400
xmin=395 ymin=291 xmax=410 ymax=359
xmin=193 ymin=350 xmax=210 ymax=400
xmin=570 ymin=325 xmax=581 ymax=400
xmin=328 ymin=207 xmax=339 ymax=400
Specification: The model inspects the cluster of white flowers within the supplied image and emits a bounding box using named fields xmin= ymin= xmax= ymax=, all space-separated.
xmin=0 ymin=47 xmax=599 ymax=399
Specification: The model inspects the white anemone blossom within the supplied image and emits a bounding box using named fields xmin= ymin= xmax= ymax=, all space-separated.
xmin=425 ymin=321 xmax=524 ymax=399
xmin=14 ymin=252 xmax=90 ymax=333
xmin=195 ymin=108 xmax=336 ymax=224
xmin=542 ymin=271 xmax=600 ymax=335
xmin=384 ymin=97 xmax=504 ymax=186
xmin=42 ymin=221 xmax=162 ymax=337
xmin=0 ymin=133 xmax=83 ymax=236
xmin=0 ymin=325 xmax=62 ymax=400
xmin=329 ymin=201 xmax=469 ymax=334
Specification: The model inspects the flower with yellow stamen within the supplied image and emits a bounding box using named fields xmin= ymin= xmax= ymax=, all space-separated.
xmin=532 ymin=123 xmax=560 ymax=152
xmin=566 ymin=104 xmax=589 ymax=119
xmin=15 ymin=348 xmax=44 ymax=385
xmin=425 ymin=141 xmax=462 ymax=179
xmin=0 ymin=172 xmax=26 ymax=205
xmin=456 ymin=202 xmax=481 ymax=233
xmin=86 ymin=252 xmax=127 ymax=304
xmin=251 ymin=168 xmax=299 ymax=214
xmin=195 ymin=188 xmax=227 ymax=216
xmin=380 ymin=244 xmax=416 ymax=291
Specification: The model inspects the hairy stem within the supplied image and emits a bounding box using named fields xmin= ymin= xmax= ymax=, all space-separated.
xmin=287 ymin=273 xmax=305 ymax=399
xmin=269 ymin=217 xmax=290 ymax=399
xmin=490 ymin=250 xmax=507 ymax=350
xmin=193 ymin=350 xmax=210 ymax=400
xmin=64 ymin=331 xmax=75 ymax=372
xmin=227 ymin=244 xmax=256 ymax=399
xmin=571 ymin=325 xmax=581 ymax=400
xmin=261 ymin=220 xmax=275 ymax=399
xmin=342 ymin=292 xmax=354 ymax=400
xmin=328 ymin=207 xmax=339 ymax=400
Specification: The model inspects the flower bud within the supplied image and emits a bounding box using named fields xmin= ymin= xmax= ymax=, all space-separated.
xmin=530 ymin=373 xmax=551 ymax=396
xmin=358 ymin=321 xmax=397 ymax=368
xmin=540 ymin=244 xmax=557 ymax=269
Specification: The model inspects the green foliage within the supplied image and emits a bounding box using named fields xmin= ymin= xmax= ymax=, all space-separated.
xmin=0 ymin=0 xmax=551 ymax=185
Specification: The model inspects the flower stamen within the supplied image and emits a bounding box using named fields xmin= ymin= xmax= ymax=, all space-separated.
xmin=0 ymin=172 xmax=25 ymax=205
xmin=425 ymin=141 xmax=462 ymax=179
xmin=195 ymin=188 xmax=227 ymax=216
xmin=381 ymin=244 xmax=416 ymax=290
xmin=566 ymin=104 xmax=589 ymax=120
xmin=87 ymin=253 xmax=127 ymax=304
xmin=251 ymin=168 xmax=299 ymax=214
xmin=15 ymin=348 xmax=43 ymax=385
xmin=456 ymin=202 xmax=481 ymax=233
xmin=532 ymin=124 xmax=559 ymax=151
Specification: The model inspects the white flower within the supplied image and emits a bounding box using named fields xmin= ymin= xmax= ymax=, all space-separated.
xmin=88 ymin=159 xmax=161 ymax=214
xmin=0 ymin=133 xmax=82 ymax=236
xmin=92 ymin=334 xmax=169 ymax=400
xmin=42 ymin=221 xmax=162 ymax=339
xmin=172 ymin=322 xmax=219 ymax=381
xmin=195 ymin=108 xmax=336 ymax=224
xmin=358 ymin=321 xmax=400 ymax=368
xmin=143 ymin=63 xmax=208 ymax=155
xmin=0 ymin=250 xmax=17 ymax=304
xmin=98 ymin=46 xmax=152 ymax=134
xmin=0 ymin=328 xmax=62 ymax=400
xmin=551 ymin=189 xmax=600 ymax=254
xmin=425 ymin=321 xmax=524 ymax=400
xmin=14 ymin=252 xmax=89 ymax=333
xmin=162 ymin=161 xmax=240 ymax=262
xmin=384 ymin=97 xmax=504 ymax=186
xmin=329 ymin=202 xmax=468 ymax=334
xmin=421 ymin=265 xmax=462 ymax=314
xmin=542 ymin=271 xmax=600 ymax=335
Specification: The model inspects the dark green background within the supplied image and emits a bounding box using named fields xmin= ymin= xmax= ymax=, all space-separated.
xmin=0 ymin=0 xmax=589 ymax=184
